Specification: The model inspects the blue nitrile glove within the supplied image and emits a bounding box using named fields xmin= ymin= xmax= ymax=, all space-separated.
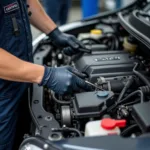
xmin=48 ymin=28 xmax=85 ymax=56
xmin=39 ymin=66 xmax=92 ymax=94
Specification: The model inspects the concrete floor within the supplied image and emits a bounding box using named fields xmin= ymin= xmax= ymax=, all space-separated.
xmin=31 ymin=6 xmax=81 ymax=40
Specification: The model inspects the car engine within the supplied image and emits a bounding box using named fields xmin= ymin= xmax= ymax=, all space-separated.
xmin=28 ymin=0 xmax=150 ymax=145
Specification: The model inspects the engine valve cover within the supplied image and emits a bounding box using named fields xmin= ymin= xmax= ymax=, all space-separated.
xmin=74 ymin=51 xmax=136 ymax=82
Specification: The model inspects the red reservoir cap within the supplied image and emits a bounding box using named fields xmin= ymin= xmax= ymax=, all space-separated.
xmin=101 ymin=118 xmax=126 ymax=130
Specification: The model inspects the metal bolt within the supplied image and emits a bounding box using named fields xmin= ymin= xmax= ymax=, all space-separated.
xmin=45 ymin=116 xmax=52 ymax=121
xmin=48 ymin=133 xmax=62 ymax=141
xmin=33 ymin=100 xmax=39 ymax=104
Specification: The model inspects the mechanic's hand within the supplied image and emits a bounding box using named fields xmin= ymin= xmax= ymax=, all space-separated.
xmin=39 ymin=66 xmax=92 ymax=94
xmin=48 ymin=28 xmax=85 ymax=56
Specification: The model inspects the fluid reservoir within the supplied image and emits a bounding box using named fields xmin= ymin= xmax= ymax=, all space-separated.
xmin=123 ymin=36 xmax=137 ymax=54
xmin=85 ymin=118 xmax=126 ymax=137
xmin=78 ymin=29 xmax=102 ymax=41
xmin=90 ymin=29 xmax=102 ymax=40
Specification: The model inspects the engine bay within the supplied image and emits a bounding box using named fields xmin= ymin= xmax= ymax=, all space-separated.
xmin=30 ymin=0 xmax=150 ymax=144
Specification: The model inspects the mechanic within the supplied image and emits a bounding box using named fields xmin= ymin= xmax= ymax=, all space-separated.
xmin=0 ymin=0 xmax=91 ymax=149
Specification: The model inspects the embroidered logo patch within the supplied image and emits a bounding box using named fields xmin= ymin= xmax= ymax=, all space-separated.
xmin=4 ymin=2 xmax=19 ymax=13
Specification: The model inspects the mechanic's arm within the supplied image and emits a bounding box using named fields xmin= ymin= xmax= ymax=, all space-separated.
xmin=0 ymin=48 xmax=91 ymax=94
xmin=0 ymin=48 xmax=44 ymax=83
xmin=27 ymin=0 xmax=56 ymax=34
xmin=27 ymin=0 xmax=85 ymax=56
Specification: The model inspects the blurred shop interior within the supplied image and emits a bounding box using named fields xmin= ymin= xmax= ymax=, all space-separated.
xmin=32 ymin=0 xmax=134 ymax=40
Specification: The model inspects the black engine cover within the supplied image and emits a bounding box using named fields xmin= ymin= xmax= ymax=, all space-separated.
xmin=73 ymin=91 xmax=114 ymax=118
xmin=74 ymin=51 xmax=135 ymax=82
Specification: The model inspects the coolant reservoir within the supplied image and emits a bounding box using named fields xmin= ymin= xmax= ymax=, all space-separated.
xmin=78 ymin=29 xmax=102 ymax=41
xmin=78 ymin=33 xmax=91 ymax=41
xmin=90 ymin=29 xmax=102 ymax=40
xmin=85 ymin=118 xmax=126 ymax=137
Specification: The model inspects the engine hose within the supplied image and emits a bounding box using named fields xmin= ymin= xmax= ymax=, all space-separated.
xmin=124 ymin=100 xmax=140 ymax=106
xmin=109 ymin=34 xmax=119 ymax=50
xmin=118 ymin=90 xmax=144 ymax=104
xmin=102 ymin=80 xmax=124 ymax=93
xmin=67 ymin=128 xmax=82 ymax=137
xmin=108 ymin=90 xmax=144 ymax=113
xmin=139 ymin=86 xmax=150 ymax=95
xmin=115 ymin=36 xmax=119 ymax=50
xmin=52 ymin=127 xmax=82 ymax=137
xmin=51 ymin=92 xmax=71 ymax=105
xmin=117 ymin=76 xmax=134 ymax=102
xmin=133 ymin=63 xmax=150 ymax=87
xmin=110 ymin=38 xmax=115 ymax=50
xmin=121 ymin=124 xmax=138 ymax=136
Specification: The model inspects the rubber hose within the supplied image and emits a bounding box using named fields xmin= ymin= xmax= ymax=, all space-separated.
xmin=117 ymin=76 xmax=134 ymax=102
xmin=118 ymin=90 xmax=144 ymax=104
xmin=133 ymin=63 xmax=150 ymax=87
xmin=121 ymin=124 xmax=138 ymax=136
xmin=51 ymin=92 xmax=71 ymax=105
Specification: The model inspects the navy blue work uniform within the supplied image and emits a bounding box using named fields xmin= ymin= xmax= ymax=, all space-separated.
xmin=0 ymin=0 xmax=33 ymax=149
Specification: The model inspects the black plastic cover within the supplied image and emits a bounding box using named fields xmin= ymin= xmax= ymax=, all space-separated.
xmin=74 ymin=91 xmax=114 ymax=114
xmin=132 ymin=102 xmax=150 ymax=132
xmin=74 ymin=51 xmax=135 ymax=82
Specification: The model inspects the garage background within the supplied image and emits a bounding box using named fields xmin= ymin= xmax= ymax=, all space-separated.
xmin=32 ymin=0 xmax=134 ymax=40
